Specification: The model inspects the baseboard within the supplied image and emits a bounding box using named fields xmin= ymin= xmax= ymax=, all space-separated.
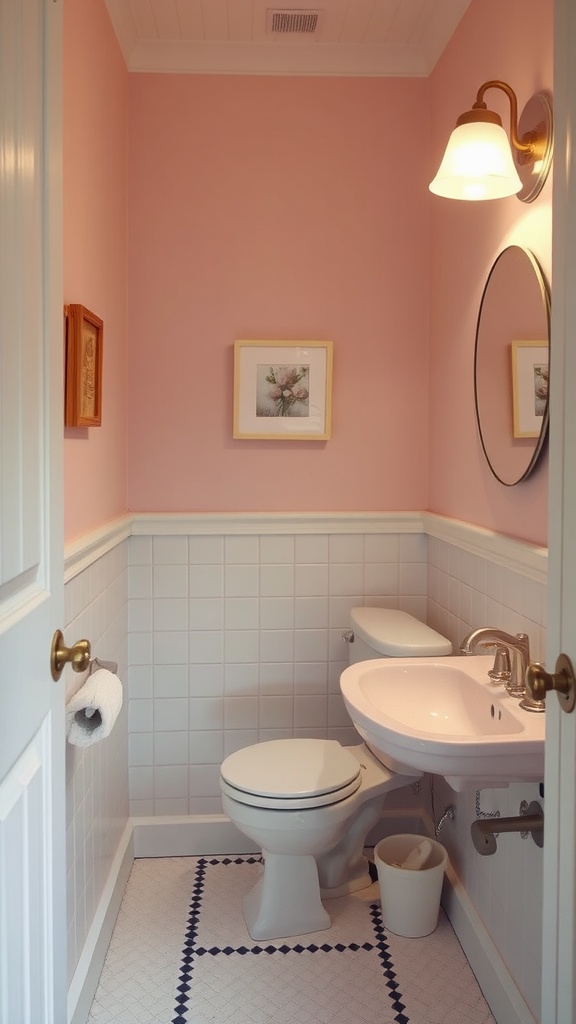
xmin=67 ymin=823 xmax=134 ymax=1024
xmin=132 ymin=812 xmax=259 ymax=857
xmin=131 ymin=809 xmax=429 ymax=859
xmin=442 ymin=866 xmax=537 ymax=1024
xmin=69 ymin=813 xmax=537 ymax=1024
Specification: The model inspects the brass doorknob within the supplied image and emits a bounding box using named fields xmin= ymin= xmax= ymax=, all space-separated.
xmin=525 ymin=653 xmax=576 ymax=713
xmin=50 ymin=629 xmax=91 ymax=681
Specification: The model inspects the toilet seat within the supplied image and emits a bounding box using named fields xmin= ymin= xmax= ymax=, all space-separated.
xmin=220 ymin=738 xmax=362 ymax=810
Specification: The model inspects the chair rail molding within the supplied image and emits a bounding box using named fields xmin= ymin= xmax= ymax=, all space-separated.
xmin=64 ymin=510 xmax=547 ymax=583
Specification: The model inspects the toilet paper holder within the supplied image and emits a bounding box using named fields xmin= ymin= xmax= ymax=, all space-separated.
xmin=88 ymin=656 xmax=118 ymax=675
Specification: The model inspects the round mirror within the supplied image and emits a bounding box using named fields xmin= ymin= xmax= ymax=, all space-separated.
xmin=474 ymin=245 xmax=550 ymax=486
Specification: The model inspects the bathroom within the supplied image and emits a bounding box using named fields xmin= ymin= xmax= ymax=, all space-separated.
xmin=4 ymin=0 xmax=575 ymax=1020
xmin=62 ymin=0 xmax=551 ymax=1018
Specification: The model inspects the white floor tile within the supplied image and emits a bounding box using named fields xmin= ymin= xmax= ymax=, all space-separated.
xmin=87 ymin=856 xmax=496 ymax=1024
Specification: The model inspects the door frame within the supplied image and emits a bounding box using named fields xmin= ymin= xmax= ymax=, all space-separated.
xmin=541 ymin=0 xmax=576 ymax=1019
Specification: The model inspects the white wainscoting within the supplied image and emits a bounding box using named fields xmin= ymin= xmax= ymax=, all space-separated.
xmin=0 ymin=720 xmax=54 ymax=1024
xmin=64 ymin=511 xmax=547 ymax=1024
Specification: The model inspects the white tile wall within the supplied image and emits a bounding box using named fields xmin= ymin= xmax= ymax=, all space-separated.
xmin=64 ymin=541 xmax=129 ymax=986
xmin=426 ymin=535 xmax=546 ymax=661
xmin=424 ymin=533 xmax=547 ymax=1020
xmin=66 ymin=514 xmax=547 ymax=1021
xmin=127 ymin=531 xmax=428 ymax=816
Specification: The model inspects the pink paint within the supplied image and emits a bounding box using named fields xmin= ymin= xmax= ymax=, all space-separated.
xmin=63 ymin=0 xmax=129 ymax=540
xmin=126 ymin=75 xmax=430 ymax=513
xmin=63 ymin=0 xmax=551 ymax=546
xmin=427 ymin=0 xmax=552 ymax=545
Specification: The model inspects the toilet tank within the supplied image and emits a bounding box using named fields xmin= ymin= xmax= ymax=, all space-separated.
xmin=346 ymin=608 xmax=452 ymax=664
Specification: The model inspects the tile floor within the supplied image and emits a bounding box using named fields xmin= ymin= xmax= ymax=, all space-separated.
xmin=87 ymin=856 xmax=496 ymax=1024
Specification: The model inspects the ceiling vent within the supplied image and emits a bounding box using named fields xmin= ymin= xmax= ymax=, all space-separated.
xmin=266 ymin=9 xmax=324 ymax=35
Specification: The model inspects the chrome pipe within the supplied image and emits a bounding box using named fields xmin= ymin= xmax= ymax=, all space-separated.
xmin=471 ymin=801 xmax=543 ymax=855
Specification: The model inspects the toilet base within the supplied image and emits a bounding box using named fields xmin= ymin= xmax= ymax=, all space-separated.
xmin=320 ymin=856 xmax=373 ymax=898
xmin=243 ymin=851 xmax=330 ymax=941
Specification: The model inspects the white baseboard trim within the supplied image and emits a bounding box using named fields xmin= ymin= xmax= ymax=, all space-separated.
xmin=132 ymin=813 xmax=259 ymax=858
xmin=442 ymin=867 xmax=537 ymax=1024
xmin=67 ymin=823 xmax=134 ymax=1024
xmin=68 ymin=814 xmax=536 ymax=1024
xmin=131 ymin=809 xmax=428 ymax=860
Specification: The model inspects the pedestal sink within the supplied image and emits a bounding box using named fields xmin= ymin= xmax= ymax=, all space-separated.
xmin=340 ymin=655 xmax=545 ymax=791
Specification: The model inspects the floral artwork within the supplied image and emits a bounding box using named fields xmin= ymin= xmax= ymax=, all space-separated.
xmin=65 ymin=304 xmax=103 ymax=427
xmin=256 ymin=363 xmax=310 ymax=418
xmin=511 ymin=341 xmax=549 ymax=438
xmin=533 ymin=364 xmax=548 ymax=417
xmin=233 ymin=341 xmax=332 ymax=440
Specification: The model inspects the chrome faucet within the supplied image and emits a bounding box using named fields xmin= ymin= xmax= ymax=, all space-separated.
xmin=459 ymin=628 xmax=530 ymax=698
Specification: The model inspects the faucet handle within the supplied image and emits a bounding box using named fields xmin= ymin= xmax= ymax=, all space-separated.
xmin=515 ymin=632 xmax=531 ymax=657
xmin=480 ymin=641 xmax=512 ymax=683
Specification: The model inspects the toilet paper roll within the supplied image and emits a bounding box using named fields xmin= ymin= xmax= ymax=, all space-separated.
xmin=66 ymin=668 xmax=123 ymax=747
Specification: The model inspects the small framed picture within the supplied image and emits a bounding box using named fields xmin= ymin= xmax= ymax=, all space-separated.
xmin=511 ymin=341 xmax=549 ymax=438
xmin=64 ymin=304 xmax=103 ymax=427
xmin=233 ymin=340 xmax=333 ymax=440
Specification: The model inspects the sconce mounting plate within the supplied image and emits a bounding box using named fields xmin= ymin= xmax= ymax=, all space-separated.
xmin=515 ymin=91 xmax=553 ymax=203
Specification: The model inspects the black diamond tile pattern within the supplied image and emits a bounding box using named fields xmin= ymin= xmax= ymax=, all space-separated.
xmin=87 ymin=855 xmax=496 ymax=1024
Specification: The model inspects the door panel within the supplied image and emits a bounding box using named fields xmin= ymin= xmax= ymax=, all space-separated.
xmin=0 ymin=1 xmax=65 ymax=1021
xmin=0 ymin=723 xmax=53 ymax=1024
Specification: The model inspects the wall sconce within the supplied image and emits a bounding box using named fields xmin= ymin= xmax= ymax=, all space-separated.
xmin=429 ymin=81 xmax=553 ymax=202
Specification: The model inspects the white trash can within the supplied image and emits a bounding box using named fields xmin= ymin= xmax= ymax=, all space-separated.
xmin=374 ymin=834 xmax=448 ymax=938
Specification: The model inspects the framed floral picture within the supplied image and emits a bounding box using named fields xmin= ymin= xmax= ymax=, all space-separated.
xmin=511 ymin=340 xmax=549 ymax=438
xmin=64 ymin=304 xmax=103 ymax=427
xmin=233 ymin=340 xmax=333 ymax=440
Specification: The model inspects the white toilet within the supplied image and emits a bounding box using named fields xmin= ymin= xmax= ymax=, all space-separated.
xmin=220 ymin=608 xmax=452 ymax=941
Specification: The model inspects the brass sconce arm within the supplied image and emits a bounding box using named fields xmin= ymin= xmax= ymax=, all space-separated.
xmin=463 ymin=81 xmax=533 ymax=155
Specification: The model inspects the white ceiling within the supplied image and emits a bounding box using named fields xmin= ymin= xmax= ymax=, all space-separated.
xmin=105 ymin=0 xmax=471 ymax=76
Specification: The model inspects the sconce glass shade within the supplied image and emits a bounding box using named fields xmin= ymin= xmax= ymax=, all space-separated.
xmin=429 ymin=121 xmax=523 ymax=201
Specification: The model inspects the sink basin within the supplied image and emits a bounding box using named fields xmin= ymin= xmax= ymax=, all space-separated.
xmin=340 ymin=655 xmax=545 ymax=791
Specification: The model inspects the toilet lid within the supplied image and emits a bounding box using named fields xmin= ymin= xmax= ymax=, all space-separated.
xmin=220 ymin=739 xmax=362 ymax=809
xmin=351 ymin=607 xmax=452 ymax=657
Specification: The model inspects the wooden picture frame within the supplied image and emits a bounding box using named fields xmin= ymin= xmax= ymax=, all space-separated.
xmin=64 ymin=304 xmax=103 ymax=427
xmin=510 ymin=340 xmax=548 ymax=438
xmin=233 ymin=340 xmax=333 ymax=440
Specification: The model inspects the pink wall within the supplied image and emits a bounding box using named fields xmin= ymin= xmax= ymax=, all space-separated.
xmin=427 ymin=0 xmax=552 ymax=546
xmin=63 ymin=0 xmax=552 ymax=545
xmin=63 ymin=0 xmax=129 ymax=541
xmin=126 ymin=76 xmax=430 ymax=512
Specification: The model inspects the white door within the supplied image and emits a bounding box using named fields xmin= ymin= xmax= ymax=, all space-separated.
xmin=540 ymin=0 xmax=576 ymax=1019
xmin=0 ymin=1 xmax=66 ymax=1022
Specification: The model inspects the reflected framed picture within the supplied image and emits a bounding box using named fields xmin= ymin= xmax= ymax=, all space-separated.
xmin=511 ymin=340 xmax=548 ymax=438
xmin=64 ymin=304 xmax=103 ymax=427
xmin=233 ymin=340 xmax=333 ymax=440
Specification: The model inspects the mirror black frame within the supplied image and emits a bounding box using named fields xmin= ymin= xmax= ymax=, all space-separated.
xmin=474 ymin=246 xmax=551 ymax=486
